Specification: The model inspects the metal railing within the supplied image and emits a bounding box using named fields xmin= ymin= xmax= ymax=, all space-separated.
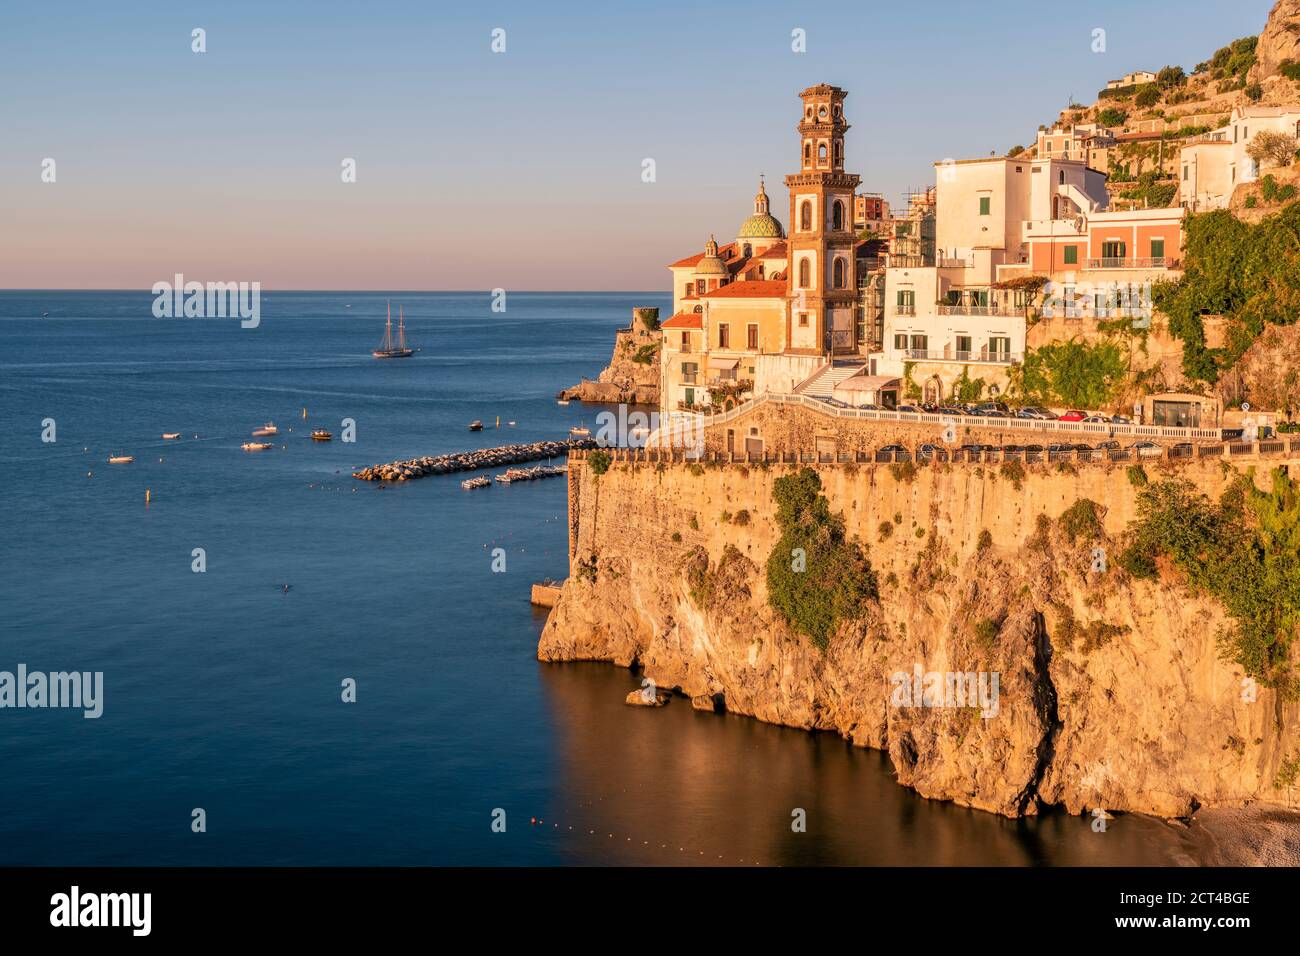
xmin=936 ymin=304 xmax=1017 ymax=317
xmin=1086 ymin=256 xmax=1178 ymax=269
xmin=696 ymin=390 xmax=1231 ymax=441
xmin=895 ymin=304 xmax=916 ymax=316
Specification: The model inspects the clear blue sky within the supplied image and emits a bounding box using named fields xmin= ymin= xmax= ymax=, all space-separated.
xmin=0 ymin=0 xmax=1275 ymax=290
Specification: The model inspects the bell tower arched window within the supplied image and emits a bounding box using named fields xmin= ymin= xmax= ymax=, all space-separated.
xmin=832 ymin=258 xmax=846 ymax=289
xmin=799 ymin=201 xmax=811 ymax=231
xmin=832 ymin=200 xmax=844 ymax=231
xmin=798 ymin=258 xmax=810 ymax=289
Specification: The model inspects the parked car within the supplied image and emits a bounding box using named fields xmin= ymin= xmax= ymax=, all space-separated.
xmin=960 ymin=443 xmax=998 ymax=454
xmin=1097 ymin=439 xmax=1120 ymax=451
xmin=937 ymin=405 xmax=966 ymax=416
xmin=917 ymin=443 xmax=948 ymax=461
xmin=1023 ymin=444 xmax=1045 ymax=454
xmin=1017 ymin=406 xmax=1058 ymax=420
xmin=1170 ymin=442 xmax=1194 ymax=457
xmin=1110 ymin=415 xmax=1132 ymax=425
xmin=1058 ymin=410 xmax=1087 ymax=422
xmin=896 ymin=405 xmax=921 ymax=414
xmin=1129 ymin=440 xmax=1163 ymax=458
xmin=1083 ymin=415 xmax=1110 ymax=423
xmin=876 ymin=444 xmax=909 ymax=461
xmin=919 ymin=403 xmax=939 ymax=414
xmin=973 ymin=402 xmax=1010 ymax=416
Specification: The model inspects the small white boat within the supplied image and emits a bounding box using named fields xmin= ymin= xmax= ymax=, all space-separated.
xmin=251 ymin=422 xmax=278 ymax=437
xmin=556 ymin=399 xmax=570 ymax=406
xmin=241 ymin=442 xmax=273 ymax=451
xmin=161 ymin=433 xmax=180 ymax=440
xmin=107 ymin=454 xmax=134 ymax=464
xmin=461 ymin=476 xmax=491 ymax=490
xmin=570 ymin=426 xmax=590 ymax=438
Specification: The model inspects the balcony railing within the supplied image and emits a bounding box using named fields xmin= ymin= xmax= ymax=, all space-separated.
xmin=935 ymin=256 xmax=972 ymax=269
xmin=936 ymin=304 xmax=1018 ymax=317
xmin=1086 ymin=256 xmax=1179 ymax=269
xmin=901 ymin=347 xmax=1021 ymax=364
xmin=895 ymin=304 xmax=916 ymax=316
xmin=680 ymin=373 xmax=698 ymax=385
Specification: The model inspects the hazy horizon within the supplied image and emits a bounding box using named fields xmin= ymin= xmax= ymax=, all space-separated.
xmin=2 ymin=0 xmax=1274 ymax=291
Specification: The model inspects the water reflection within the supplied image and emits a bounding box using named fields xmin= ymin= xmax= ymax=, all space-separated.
xmin=538 ymin=662 xmax=1195 ymax=866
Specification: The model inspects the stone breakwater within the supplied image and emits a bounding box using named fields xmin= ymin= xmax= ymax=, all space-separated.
xmin=352 ymin=438 xmax=595 ymax=482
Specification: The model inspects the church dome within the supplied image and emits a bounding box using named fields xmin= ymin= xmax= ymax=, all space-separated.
xmin=737 ymin=212 xmax=785 ymax=239
xmin=695 ymin=235 xmax=728 ymax=276
xmin=736 ymin=175 xmax=785 ymax=240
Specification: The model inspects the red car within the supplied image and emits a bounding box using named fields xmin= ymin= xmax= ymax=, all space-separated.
xmin=1058 ymin=410 xmax=1087 ymax=422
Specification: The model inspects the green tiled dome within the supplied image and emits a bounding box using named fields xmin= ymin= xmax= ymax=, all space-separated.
xmin=738 ymin=213 xmax=784 ymax=239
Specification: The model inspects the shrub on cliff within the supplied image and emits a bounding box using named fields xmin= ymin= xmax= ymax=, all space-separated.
xmin=588 ymin=450 xmax=611 ymax=476
xmin=765 ymin=468 xmax=878 ymax=651
xmin=1121 ymin=472 xmax=1300 ymax=695
xmin=1058 ymin=498 xmax=1102 ymax=543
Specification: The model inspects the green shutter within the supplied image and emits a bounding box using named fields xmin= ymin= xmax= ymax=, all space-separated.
xmin=978 ymin=196 xmax=990 ymax=215
xmin=1064 ymin=245 xmax=1078 ymax=265
xmin=1151 ymin=239 xmax=1165 ymax=259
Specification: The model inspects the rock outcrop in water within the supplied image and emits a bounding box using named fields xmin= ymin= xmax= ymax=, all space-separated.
xmin=540 ymin=455 xmax=1300 ymax=821
xmin=558 ymin=308 xmax=661 ymax=405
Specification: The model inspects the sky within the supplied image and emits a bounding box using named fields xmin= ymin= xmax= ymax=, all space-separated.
xmin=0 ymin=0 xmax=1277 ymax=291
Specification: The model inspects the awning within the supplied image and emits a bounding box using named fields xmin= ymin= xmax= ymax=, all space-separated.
xmin=708 ymin=357 xmax=740 ymax=370
xmin=834 ymin=375 xmax=901 ymax=392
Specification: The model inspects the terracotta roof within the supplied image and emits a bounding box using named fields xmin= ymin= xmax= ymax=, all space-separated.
xmin=726 ymin=255 xmax=753 ymax=275
xmin=757 ymin=240 xmax=787 ymax=258
xmin=661 ymin=312 xmax=703 ymax=330
xmin=669 ymin=241 xmax=739 ymax=268
xmin=700 ymin=280 xmax=787 ymax=299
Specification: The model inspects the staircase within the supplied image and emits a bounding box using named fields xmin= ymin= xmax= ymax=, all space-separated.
xmin=795 ymin=359 xmax=868 ymax=398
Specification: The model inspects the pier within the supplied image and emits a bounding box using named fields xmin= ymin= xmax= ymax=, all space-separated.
xmin=352 ymin=438 xmax=594 ymax=482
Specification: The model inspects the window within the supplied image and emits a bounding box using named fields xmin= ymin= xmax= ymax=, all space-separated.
xmin=747 ymin=324 xmax=758 ymax=350
xmin=680 ymin=332 xmax=691 ymax=352
xmin=742 ymin=243 xmax=752 ymax=257
xmin=1182 ymin=166 xmax=1188 ymax=181
xmin=896 ymin=290 xmax=915 ymax=309
xmin=978 ymin=196 xmax=990 ymax=216
xmin=1063 ymin=245 xmax=1078 ymax=265
xmin=681 ymin=361 xmax=698 ymax=384
xmin=1101 ymin=240 xmax=1126 ymax=260
xmin=1058 ymin=170 xmax=1065 ymax=184
xmin=818 ymin=143 xmax=827 ymax=164
xmin=803 ymin=143 xmax=811 ymax=166
xmin=799 ymin=313 xmax=809 ymax=327
xmin=894 ymin=333 xmax=908 ymax=351
xmin=832 ymin=258 xmax=846 ymax=289
xmin=834 ymin=142 xmax=842 ymax=166
xmin=956 ymin=335 xmax=972 ymax=356
xmin=798 ymin=258 xmax=811 ymax=288
xmin=686 ymin=282 xmax=694 ymax=296
xmin=1150 ymin=238 xmax=1165 ymax=259
xmin=832 ymin=200 xmax=844 ymax=231
xmin=989 ymin=337 xmax=1011 ymax=360
xmin=718 ymin=324 xmax=729 ymax=349
xmin=685 ymin=387 xmax=695 ymax=406
xmin=800 ymin=201 xmax=812 ymax=231
xmin=909 ymin=334 xmax=928 ymax=353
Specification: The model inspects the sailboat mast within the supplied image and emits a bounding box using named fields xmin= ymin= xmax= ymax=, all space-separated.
xmin=398 ymin=306 xmax=406 ymax=349
xmin=385 ymin=300 xmax=393 ymax=350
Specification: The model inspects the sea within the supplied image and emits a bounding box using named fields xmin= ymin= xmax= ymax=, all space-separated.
xmin=0 ymin=290 xmax=1197 ymax=865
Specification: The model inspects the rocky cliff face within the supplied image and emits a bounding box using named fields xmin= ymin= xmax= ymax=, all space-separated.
xmin=1251 ymin=0 xmax=1300 ymax=84
xmin=540 ymin=458 xmax=1299 ymax=819
xmin=560 ymin=309 xmax=661 ymax=405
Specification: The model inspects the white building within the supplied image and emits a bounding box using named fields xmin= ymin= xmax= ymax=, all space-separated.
xmin=1179 ymin=105 xmax=1300 ymax=211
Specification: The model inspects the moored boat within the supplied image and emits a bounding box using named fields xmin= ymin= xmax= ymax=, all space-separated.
xmin=461 ymin=475 xmax=491 ymax=490
xmin=569 ymin=425 xmax=590 ymax=438
xmin=251 ymin=422 xmax=278 ymax=437
xmin=107 ymin=454 xmax=134 ymax=464
xmin=161 ymin=433 xmax=180 ymax=440
xmin=468 ymin=420 xmax=484 ymax=432
xmin=241 ymin=442 xmax=273 ymax=451
xmin=311 ymin=429 xmax=333 ymax=441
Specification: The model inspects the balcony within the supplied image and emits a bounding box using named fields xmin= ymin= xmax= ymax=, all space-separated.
xmin=1086 ymin=256 xmax=1179 ymax=270
xmin=936 ymin=304 xmax=1018 ymax=317
xmin=895 ymin=304 xmax=916 ymax=316
xmin=935 ymin=256 xmax=972 ymax=269
xmin=902 ymin=347 xmax=1021 ymax=365
xmin=680 ymin=373 xmax=698 ymax=385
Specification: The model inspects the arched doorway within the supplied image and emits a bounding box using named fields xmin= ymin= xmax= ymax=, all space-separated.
xmin=922 ymin=376 xmax=942 ymax=405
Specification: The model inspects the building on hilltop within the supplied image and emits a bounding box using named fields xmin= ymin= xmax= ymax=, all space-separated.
xmin=1179 ymin=104 xmax=1300 ymax=211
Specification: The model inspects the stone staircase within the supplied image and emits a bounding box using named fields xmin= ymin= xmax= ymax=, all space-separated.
xmin=795 ymin=360 xmax=868 ymax=398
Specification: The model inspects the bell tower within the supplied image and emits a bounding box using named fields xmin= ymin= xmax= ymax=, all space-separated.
xmin=784 ymin=84 xmax=860 ymax=355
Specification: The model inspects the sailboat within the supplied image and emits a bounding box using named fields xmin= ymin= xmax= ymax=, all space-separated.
xmin=373 ymin=301 xmax=415 ymax=358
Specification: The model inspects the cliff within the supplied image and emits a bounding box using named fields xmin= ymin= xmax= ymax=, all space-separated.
xmin=1251 ymin=0 xmax=1300 ymax=85
xmin=560 ymin=308 xmax=661 ymax=405
xmin=540 ymin=454 xmax=1300 ymax=821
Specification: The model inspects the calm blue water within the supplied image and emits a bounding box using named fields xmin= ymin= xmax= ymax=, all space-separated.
xmin=0 ymin=291 xmax=1193 ymax=866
